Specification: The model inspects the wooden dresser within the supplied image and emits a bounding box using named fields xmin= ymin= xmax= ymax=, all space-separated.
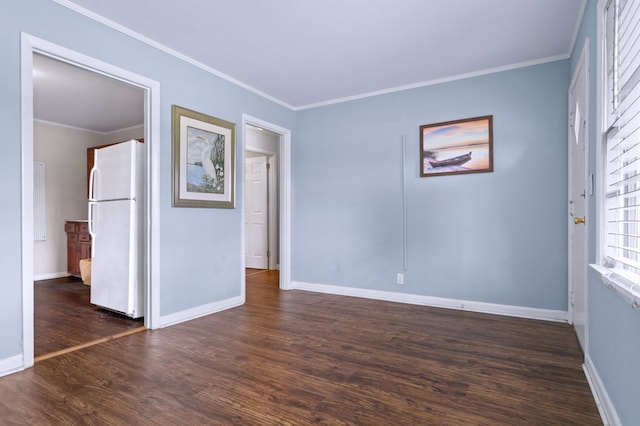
xmin=65 ymin=220 xmax=91 ymax=276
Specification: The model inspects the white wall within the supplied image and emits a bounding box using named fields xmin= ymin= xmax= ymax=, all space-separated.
xmin=33 ymin=121 xmax=144 ymax=279
xmin=33 ymin=121 xmax=102 ymax=278
xmin=104 ymin=124 xmax=144 ymax=144
xmin=246 ymin=125 xmax=278 ymax=154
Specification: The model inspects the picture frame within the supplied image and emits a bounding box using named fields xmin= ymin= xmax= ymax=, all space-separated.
xmin=172 ymin=105 xmax=236 ymax=208
xmin=420 ymin=115 xmax=493 ymax=178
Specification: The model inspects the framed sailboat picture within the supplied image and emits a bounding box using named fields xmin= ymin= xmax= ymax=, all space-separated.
xmin=172 ymin=105 xmax=236 ymax=208
xmin=420 ymin=115 xmax=493 ymax=178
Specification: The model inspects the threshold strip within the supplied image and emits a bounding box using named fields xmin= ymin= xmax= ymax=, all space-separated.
xmin=34 ymin=326 xmax=147 ymax=363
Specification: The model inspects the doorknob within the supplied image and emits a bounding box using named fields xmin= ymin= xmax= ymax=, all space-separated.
xmin=574 ymin=217 xmax=585 ymax=224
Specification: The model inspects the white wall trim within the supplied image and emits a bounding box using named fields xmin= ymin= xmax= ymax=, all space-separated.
xmin=106 ymin=123 xmax=145 ymax=137
xmin=52 ymin=0 xmax=580 ymax=112
xmin=0 ymin=355 xmax=25 ymax=378
xmin=296 ymin=54 xmax=570 ymax=110
xmin=292 ymin=281 xmax=569 ymax=323
xmin=266 ymin=154 xmax=278 ymax=271
xmin=143 ymin=55 xmax=162 ymax=332
xmin=20 ymin=35 xmax=36 ymax=370
xmin=33 ymin=118 xmax=105 ymax=135
xmin=34 ymin=272 xmax=68 ymax=281
xmin=159 ymin=296 xmax=244 ymax=328
xmin=242 ymin=114 xmax=292 ymax=291
xmin=52 ymin=0 xmax=295 ymax=111
xmin=33 ymin=118 xmax=144 ymax=136
xmin=583 ymin=355 xmax=621 ymax=426
xmin=594 ymin=0 xmax=607 ymax=266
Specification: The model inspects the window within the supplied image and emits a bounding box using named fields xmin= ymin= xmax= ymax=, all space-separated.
xmin=596 ymin=0 xmax=640 ymax=307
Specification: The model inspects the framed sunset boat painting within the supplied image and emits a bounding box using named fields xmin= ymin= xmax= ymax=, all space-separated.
xmin=420 ymin=115 xmax=493 ymax=177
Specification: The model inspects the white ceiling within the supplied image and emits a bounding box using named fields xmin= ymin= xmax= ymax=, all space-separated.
xmin=36 ymin=0 xmax=586 ymax=132
xmin=34 ymin=54 xmax=145 ymax=133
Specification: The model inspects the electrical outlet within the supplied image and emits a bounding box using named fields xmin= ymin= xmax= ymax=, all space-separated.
xmin=396 ymin=273 xmax=404 ymax=285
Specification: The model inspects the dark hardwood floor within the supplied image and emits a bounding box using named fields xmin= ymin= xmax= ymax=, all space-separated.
xmin=2 ymin=270 xmax=601 ymax=424
xmin=34 ymin=276 xmax=144 ymax=359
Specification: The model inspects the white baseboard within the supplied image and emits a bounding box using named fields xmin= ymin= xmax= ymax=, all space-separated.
xmin=34 ymin=271 xmax=68 ymax=281
xmin=0 ymin=355 xmax=25 ymax=378
xmin=291 ymin=281 xmax=568 ymax=323
xmin=159 ymin=295 xmax=244 ymax=328
xmin=583 ymin=355 xmax=620 ymax=426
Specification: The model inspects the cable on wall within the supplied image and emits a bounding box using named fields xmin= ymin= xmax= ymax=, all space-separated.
xmin=402 ymin=135 xmax=408 ymax=272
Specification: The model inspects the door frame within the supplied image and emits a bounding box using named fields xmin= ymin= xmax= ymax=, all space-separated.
xmin=20 ymin=33 xmax=161 ymax=369
xmin=242 ymin=114 xmax=292 ymax=291
xmin=567 ymin=39 xmax=590 ymax=349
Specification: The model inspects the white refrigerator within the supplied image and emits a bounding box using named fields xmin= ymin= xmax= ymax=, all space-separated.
xmin=88 ymin=140 xmax=145 ymax=318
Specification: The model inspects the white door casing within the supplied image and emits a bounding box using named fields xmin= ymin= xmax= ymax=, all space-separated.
xmin=20 ymin=34 xmax=161 ymax=371
xmin=266 ymin=153 xmax=278 ymax=270
xmin=241 ymin=114 xmax=292 ymax=292
xmin=568 ymin=40 xmax=589 ymax=352
xmin=245 ymin=156 xmax=269 ymax=269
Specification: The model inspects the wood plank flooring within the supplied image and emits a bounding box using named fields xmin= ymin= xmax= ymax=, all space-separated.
xmin=2 ymin=270 xmax=601 ymax=424
xmin=34 ymin=276 xmax=144 ymax=358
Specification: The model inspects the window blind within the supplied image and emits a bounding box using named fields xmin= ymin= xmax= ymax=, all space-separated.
xmin=605 ymin=0 xmax=640 ymax=291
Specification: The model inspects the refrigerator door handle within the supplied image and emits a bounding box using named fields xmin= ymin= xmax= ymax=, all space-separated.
xmin=88 ymin=166 xmax=98 ymax=201
xmin=88 ymin=201 xmax=96 ymax=257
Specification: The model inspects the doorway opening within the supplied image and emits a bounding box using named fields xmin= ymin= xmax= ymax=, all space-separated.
xmin=242 ymin=115 xmax=292 ymax=295
xmin=245 ymin=125 xmax=279 ymax=271
xmin=21 ymin=34 xmax=160 ymax=369
xmin=32 ymin=54 xmax=145 ymax=361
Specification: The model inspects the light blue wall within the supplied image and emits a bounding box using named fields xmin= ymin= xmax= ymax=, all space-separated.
xmin=295 ymin=60 xmax=570 ymax=310
xmin=0 ymin=0 xmax=294 ymax=360
xmin=572 ymin=1 xmax=640 ymax=423
xmin=588 ymin=271 xmax=640 ymax=424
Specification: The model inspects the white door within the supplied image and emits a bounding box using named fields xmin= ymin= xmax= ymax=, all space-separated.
xmin=568 ymin=43 xmax=589 ymax=351
xmin=245 ymin=156 xmax=269 ymax=269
